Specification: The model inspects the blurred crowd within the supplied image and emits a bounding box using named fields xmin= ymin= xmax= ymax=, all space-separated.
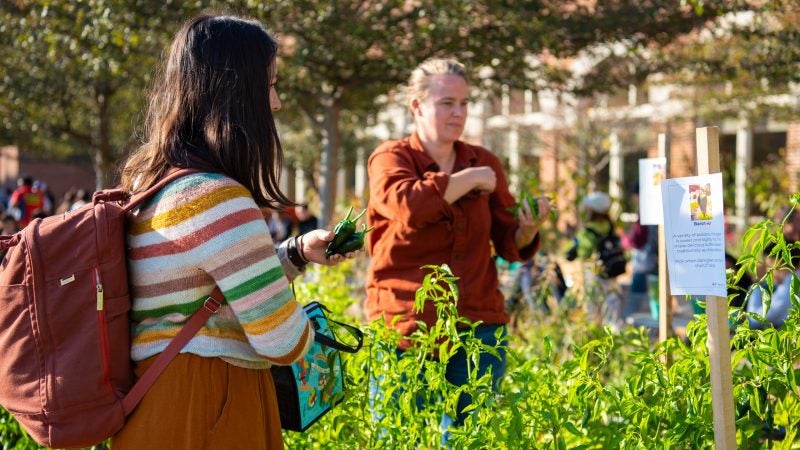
xmin=0 ymin=175 xmax=93 ymax=235
xmin=497 ymin=187 xmax=800 ymax=335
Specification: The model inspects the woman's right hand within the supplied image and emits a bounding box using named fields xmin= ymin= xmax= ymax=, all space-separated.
xmin=467 ymin=166 xmax=497 ymax=193
xmin=299 ymin=229 xmax=361 ymax=265
xmin=443 ymin=166 xmax=496 ymax=203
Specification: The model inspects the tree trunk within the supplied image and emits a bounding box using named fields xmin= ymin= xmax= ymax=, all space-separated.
xmin=318 ymin=102 xmax=341 ymax=228
xmin=94 ymin=87 xmax=115 ymax=190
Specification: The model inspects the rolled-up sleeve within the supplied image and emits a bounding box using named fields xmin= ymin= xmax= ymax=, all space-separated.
xmin=368 ymin=146 xmax=451 ymax=228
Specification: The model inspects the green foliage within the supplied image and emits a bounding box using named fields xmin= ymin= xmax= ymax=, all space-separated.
xmin=651 ymin=3 xmax=800 ymax=122
xmin=0 ymin=1 xmax=204 ymax=185
xmin=1 ymin=0 xmax=747 ymax=202
xmin=3 ymin=201 xmax=800 ymax=448
xmin=744 ymin=149 xmax=793 ymax=221
xmin=281 ymin=197 xmax=800 ymax=448
xmin=509 ymin=191 xmax=559 ymax=224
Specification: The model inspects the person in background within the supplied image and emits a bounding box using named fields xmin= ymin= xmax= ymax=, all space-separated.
xmin=33 ymin=180 xmax=54 ymax=215
xmin=496 ymin=255 xmax=524 ymax=313
xmin=0 ymin=213 xmax=19 ymax=260
xmin=8 ymin=176 xmax=44 ymax=228
xmin=529 ymin=251 xmax=568 ymax=307
xmin=365 ymin=57 xmax=549 ymax=440
xmin=0 ymin=185 xmax=10 ymax=212
xmin=744 ymin=207 xmax=800 ymax=329
xmin=294 ymin=204 xmax=319 ymax=236
xmin=502 ymin=253 xmax=566 ymax=315
xmin=55 ymin=188 xmax=78 ymax=215
xmin=1 ymin=213 xmax=19 ymax=235
xmin=69 ymin=189 xmax=91 ymax=211
xmin=112 ymin=14 xmax=356 ymax=449
xmin=622 ymin=184 xmax=658 ymax=319
xmin=566 ymin=191 xmax=624 ymax=327
xmin=267 ymin=209 xmax=293 ymax=244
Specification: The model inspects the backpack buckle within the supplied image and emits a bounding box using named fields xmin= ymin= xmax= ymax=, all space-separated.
xmin=203 ymin=296 xmax=222 ymax=313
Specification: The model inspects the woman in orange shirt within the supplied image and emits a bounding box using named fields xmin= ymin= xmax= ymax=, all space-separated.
xmin=365 ymin=58 xmax=550 ymax=437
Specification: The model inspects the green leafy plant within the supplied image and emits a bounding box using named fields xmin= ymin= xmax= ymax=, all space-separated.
xmin=284 ymin=195 xmax=800 ymax=448
xmin=5 ymin=197 xmax=800 ymax=449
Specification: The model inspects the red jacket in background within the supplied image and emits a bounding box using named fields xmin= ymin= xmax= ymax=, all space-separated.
xmin=9 ymin=185 xmax=44 ymax=228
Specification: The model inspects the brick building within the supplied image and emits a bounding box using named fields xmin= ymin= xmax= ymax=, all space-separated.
xmin=0 ymin=146 xmax=96 ymax=206
xmin=476 ymin=84 xmax=799 ymax=233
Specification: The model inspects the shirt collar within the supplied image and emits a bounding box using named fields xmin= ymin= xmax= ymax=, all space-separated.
xmin=409 ymin=132 xmax=479 ymax=171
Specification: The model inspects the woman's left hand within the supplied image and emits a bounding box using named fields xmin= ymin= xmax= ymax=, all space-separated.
xmin=299 ymin=229 xmax=361 ymax=265
xmin=515 ymin=196 xmax=551 ymax=248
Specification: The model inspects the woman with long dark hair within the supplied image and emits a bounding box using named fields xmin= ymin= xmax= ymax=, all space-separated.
xmin=113 ymin=15 xmax=354 ymax=449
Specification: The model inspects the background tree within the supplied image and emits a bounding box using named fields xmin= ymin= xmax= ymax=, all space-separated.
xmin=255 ymin=0 xmax=730 ymax=225
xmin=650 ymin=3 xmax=799 ymax=220
xmin=0 ymin=1 xmax=205 ymax=188
xmin=577 ymin=1 xmax=798 ymax=121
xmin=659 ymin=2 xmax=799 ymax=122
xmin=1 ymin=0 xmax=745 ymax=225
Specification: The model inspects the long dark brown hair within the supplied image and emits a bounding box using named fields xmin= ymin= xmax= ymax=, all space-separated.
xmin=121 ymin=14 xmax=293 ymax=208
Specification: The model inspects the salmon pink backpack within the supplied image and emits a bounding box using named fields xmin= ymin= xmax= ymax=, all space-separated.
xmin=0 ymin=168 xmax=221 ymax=448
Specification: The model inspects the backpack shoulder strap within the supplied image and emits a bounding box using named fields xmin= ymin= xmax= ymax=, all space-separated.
xmin=119 ymin=167 xmax=215 ymax=415
xmin=123 ymin=168 xmax=201 ymax=213
xmin=122 ymin=287 xmax=224 ymax=415
xmin=585 ymin=222 xmax=618 ymax=248
xmin=584 ymin=225 xmax=613 ymax=240
xmin=584 ymin=227 xmax=600 ymax=237
xmin=0 ymin=233 xmax=21 ymax=252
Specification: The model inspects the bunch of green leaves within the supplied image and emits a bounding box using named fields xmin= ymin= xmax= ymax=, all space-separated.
xmin=284 ymin=264 xmax=507 ymax=449
xmin=509 ymin=191 xmax=559 ymax=223
xmin=367 ymin=264 xmax=503 ymax=448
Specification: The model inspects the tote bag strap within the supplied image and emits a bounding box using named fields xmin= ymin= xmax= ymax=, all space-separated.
xmin=310 ymin=304 xmax=364 ymax=353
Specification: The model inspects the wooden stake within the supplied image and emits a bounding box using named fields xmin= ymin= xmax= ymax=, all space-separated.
xmin=657 ymin=133 xmax=672 ymax=345
xmin=695 ymin=126 xmax=736 ymax=450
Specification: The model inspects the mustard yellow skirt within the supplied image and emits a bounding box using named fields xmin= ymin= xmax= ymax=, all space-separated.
xmin=112 ymin=353 xmax=284 ymax=449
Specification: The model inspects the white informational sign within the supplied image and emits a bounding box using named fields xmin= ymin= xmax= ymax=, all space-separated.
xmin=639 ymin=157 xmax=667 ymax=225
xmin=660 ymin=173 xmax=727 ymax=297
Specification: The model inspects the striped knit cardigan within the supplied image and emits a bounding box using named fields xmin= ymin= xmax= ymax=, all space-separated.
xmin=126 ymin=172 xmax=313 ymax=369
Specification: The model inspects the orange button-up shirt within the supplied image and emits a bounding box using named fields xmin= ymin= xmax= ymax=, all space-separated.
xmin=365 ymin=133 xmax=539 ymax=342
